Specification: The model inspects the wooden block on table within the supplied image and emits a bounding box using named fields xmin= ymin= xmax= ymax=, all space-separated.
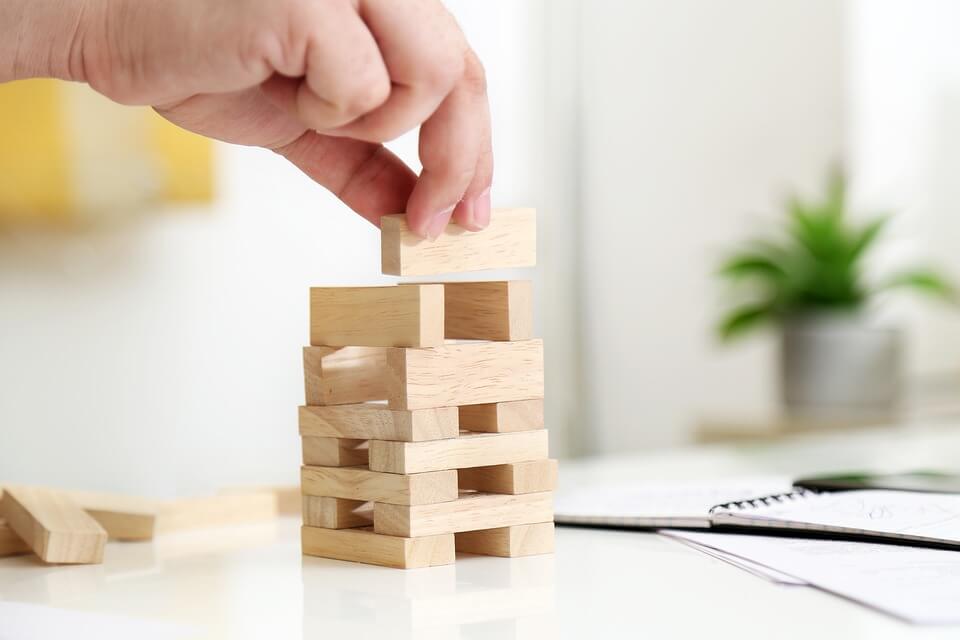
xmin=304 ymin=346 xmax=388 ymax=406
xmin=369 ymin=431 xmax=549 ymax=474
xmin=302 ymin=436 xmax=369 ymax=467
xmin=302 ymin=525 xmax=454 ymax=569
xmin=0 ymin=486 xmax=107 ymax=564
xmin=380 ymin=208 xmax=537 ymax=276
xmin=302 ymin=496 xmax=372 ymax=529
xmin=455 ymin=522 xmax=555 ymax=557
xmin=220 ymin=485 xmax=301 ymax=515
xmin=301 ymin=465 xmax=458 ymax=506
xmin=0 ymin=518 xmax=29 ymax=557
xmin=61 ymin=489 xmax=160 ymax=540
xmin=386 ymin=340 xmax=544 ymax=410
xmin=443 ymin=280 xmax=533 ymax=341
xmin=458 ymin=460 xmax=558 ymax=495
xmin=310 ymin=285 xmax=444 ymax=348
xmin=299 ymin=404 xmax=458 ymax=442
xmin=374 ymin=491 xmax=554 ymax=537
xmin=459 ymin=399 xmax=545 ymax=433
xmin=156 ymin=491 xmax=278 ymax=533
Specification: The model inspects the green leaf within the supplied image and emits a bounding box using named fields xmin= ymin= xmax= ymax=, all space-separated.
xmin=877 ymin=269 xmax=957 ymax=301
xmin=718 ymin=254 xmax=788 ymax=281
xmin=846 ymin=216 xmax=888 ymax=263
xmin=717 ymin=304 xmax=777 ymax=342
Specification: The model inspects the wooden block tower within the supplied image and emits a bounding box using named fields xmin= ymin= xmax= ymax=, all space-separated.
xmin=299 ymin=208 xmax=556 ymax=568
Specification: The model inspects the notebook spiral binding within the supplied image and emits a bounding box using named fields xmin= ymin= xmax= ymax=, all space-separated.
xmin=709 ymin=487 xmax=820 ymax=515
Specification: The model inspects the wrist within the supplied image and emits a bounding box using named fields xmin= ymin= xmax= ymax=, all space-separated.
xmin=0 ymin=0 xmax=96 ymax=83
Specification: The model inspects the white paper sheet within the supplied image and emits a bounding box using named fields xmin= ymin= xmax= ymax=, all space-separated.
xmin=664 ymin=530 xmax=960 ymax=625
xmin=665 ymin=534 xmax=808 ymax=586
xmin=0 ymin=601 xmax=196 ymax=640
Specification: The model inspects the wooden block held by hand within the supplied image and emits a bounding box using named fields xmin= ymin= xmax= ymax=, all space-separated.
xmin=310 ymin=285 xmax=444 ymax=348
xmin=302 ymin=436 xmax=369 ymax=467
xmin=0 ymin=486 xmax=107 ymax=564
xmin=458 ymin=460 xmax=558 ymax=495
xmin=302 ymin=496 xmax=372 ymax=529
xmin=443 ymin=280 xmax=533 ymax=341
xmin=386 ymin=340 xmax=544 ymax=410
xmin=299 ymin=404 xmax=458 ymax=442
xmin=304 ymin=346 xmax=388 ymax=406
xmin=301 ymin=465 xmax=458 ymax=506
xmin=459 ymin=399 xmax=545 ymax=433
xmin=302 ymin=525 xmax=454 ymax=569
xmin=373 ymin=491 xmax=554 ymax=537
xmin=368 ymin=431 xmax=549 ymax=475
xmin=380 ymin=208 xmax=536 ymax=276
xmin=455 ymin=522 xmax=555 ymax=557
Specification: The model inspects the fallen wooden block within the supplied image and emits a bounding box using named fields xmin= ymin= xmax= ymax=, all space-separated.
xmin=304 ymin=346 xmax=388 ymax=406
xmin=299 ymin=404 xmax=458 ymax=442
xmin=302 ymin=496 xmax=372 ymax=529
xmin=302 ymin=525 xmax=454 ymax=569
xmin=455 ymin=522 xmax=555 ymax=557
xmin=310 ymin=285 xmax=445 ymax=348
xmin=62 ymin=489 xmax=160 ymax=540
xmin=368 ymin=431 xmax=549 ymax=475
xmin=301 ymin=465 xmax=458 ymax=506
xmin=302 ymin=436 xmax=369 ymax=467
xmin=156 ymin=491 xmax=278 ymax=533
xmin=386 ymin=340 xmax=544 ymax=410
xmin=458 ymin=399 xmax=545 ymax=433
xmin=374 ymin=491 xmax=554 ymax=537
xmin=0 ymin=486 xmax=107 ymax=564
xmin=0 ymin=517 xmax=29 ymax=557
xmin=380 ymin=208 xmax=537 ymax=276
xmin=220 ymin=485 xmax=301 ymax=515
xmin=443 ymin=280 xmax=533 ymax=341
xmin=458 ymin=460 xmax=558 ymax=495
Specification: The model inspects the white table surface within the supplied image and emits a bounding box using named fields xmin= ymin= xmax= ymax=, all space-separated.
xmin=3 ymin=422 xmax=960 ymax=639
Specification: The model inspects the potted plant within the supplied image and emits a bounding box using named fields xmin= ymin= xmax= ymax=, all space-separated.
xmin=717 ymin=171 xmax=955 ymax=420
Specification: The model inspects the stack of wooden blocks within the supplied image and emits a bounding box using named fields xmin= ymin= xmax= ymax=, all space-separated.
xmin=300 ymin=208 xmax=557 ymax=569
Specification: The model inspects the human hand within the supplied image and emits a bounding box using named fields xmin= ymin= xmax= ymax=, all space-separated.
xmin=0 ymin=0 xmax=492 ymax=238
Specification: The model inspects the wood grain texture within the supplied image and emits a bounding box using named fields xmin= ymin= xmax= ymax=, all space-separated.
xmin=373 ymin=491 xmax=554 ymax=537
xmin=455 ymin=522 xmax=555 ymax=557
xmin=443 ymin=280 xmax=533 ymax=341
xmin=368 ymin=430 xmax=549 ymax=474
xmin=457 ymin=460 xmax=558 ymax=495
xmin=156 ymin=491 xmax=278 ymax=533
xmin=309 ymin=285 xmax=444 ymax=348
xmin=61 ymin=489 xmax=159 ymax=540
xmin=386 ymin=340 xmax=544 ymax=410
xmin=303 ymin=346 xmax=388 ymax=406
xmin=302 ymin=525 xmax=455 ymax=569
xmin=299 ymin=404 xmax=458 ymax=442
xmin=302 ymin=496 xmax=372 ymax=529
xmin=0 ymin=518 xmax=29 ymax=557
xmin=380 ymin=208 xmax=537 ymax=276
xmin=301 ymin=465 xmax=458 ymax=506
xmin=302 ymin=436 xmax=369 ymax=467
xmin=458 ymin=399 xmax=545 ymax=433
xmin=0 ymin=486 xmax=107 ymax=564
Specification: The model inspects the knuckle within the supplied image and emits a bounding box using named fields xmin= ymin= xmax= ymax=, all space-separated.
xmin=334 ymin=73 xmax=390 ymax=119
xmin=461 ymin=51 xmax=487 ymax=95
xmin=420 ymin=50 xmax=465 ymax=92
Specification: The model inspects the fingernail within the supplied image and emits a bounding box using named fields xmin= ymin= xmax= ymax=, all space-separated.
xmin=426 ymin=205 xmax=456 ymax=240
xmin=474 ymin=188 xmax=491 ymax=228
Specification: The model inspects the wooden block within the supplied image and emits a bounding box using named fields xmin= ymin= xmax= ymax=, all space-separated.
xmin=299 ymin=404 xmax=458 ymax=442
xmin=443 ymin=280 xmax=533 ymax=341
xmin=380 ymin=208 xmax=537 ymax=276
xmin=369 ymin=431 xmax=549 ymax=474
xmin=458 ymin=460 xmax=558 ymax=495
xmin=455 ymin=522 xmax=555 ymax=557
xmin=301 ymin=465 xmax=458 ymax=506
xmin=310 ymin=285 xmax=444 ymax=348
xmin=220 ymin=485 xmax=301 ymax=515
xmin=156 ymin=491 xmax=278 ymax=533
xmin=459 ymin=399 xmax=545 ymax=433
xmin=302 ymin=496 xmax=372 ymax=529
xmin=303 ymin=346 xmax=388 ymax=406
xmin=0 ymin=518 xmax=29 ymax=557
xmin=61 ymin=489 xmax=160 ymax=540
xmin=387 ymin=340 xmax=544 ymax=410
xmin=0 ymin=486 xmax=107 ymax=564
xmin=302 ymin=525 xmax=454 ymax=569
xmin=374 ymin=491 xmax=554 ymax=537
xmin=302 ymin=436 xmax=369 ymax=467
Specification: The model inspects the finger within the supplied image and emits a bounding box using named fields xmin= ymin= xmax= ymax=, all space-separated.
xmin=275 ymin=132 xmax=417 ymax=226
xmin=260 ymin=2 xmax=391 ymax=132
xmin=449 ymin=57 xmax=493 ymax=231
xmin=404 ymin=51 xmax=488 ymax=239
xmin=326 ymin=0 xmax=466 ymax=142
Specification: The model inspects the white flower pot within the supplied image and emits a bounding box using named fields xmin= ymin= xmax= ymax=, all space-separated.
xmin=780 ymin=313 xmax=903 ymax=419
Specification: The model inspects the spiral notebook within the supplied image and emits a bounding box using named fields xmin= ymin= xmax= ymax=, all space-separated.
xmin=709 ymin=489 xmax=960 ymax=548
